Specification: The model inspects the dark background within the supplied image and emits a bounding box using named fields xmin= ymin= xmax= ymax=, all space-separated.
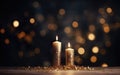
xmin=0 ymin=0 xmax=120 ymax=67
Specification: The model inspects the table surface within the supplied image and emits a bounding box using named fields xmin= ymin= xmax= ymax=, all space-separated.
xmin=0 ymin=67 xmax=120 ymax=75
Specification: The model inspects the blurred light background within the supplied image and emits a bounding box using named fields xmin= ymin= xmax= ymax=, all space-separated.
xmin=0 ymin=0 xmax=120 ymax=67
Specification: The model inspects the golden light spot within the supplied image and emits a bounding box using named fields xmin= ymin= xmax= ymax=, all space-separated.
xmin=89 ymin=25 xmax=95 ymax=32
xmin=98 ymin=8 xmax=105 ymax=15
xmin=92 ymin=46 xmax=99 ymax=54
xmin=90 ymin=56 xmax=97 ymax=63
xmin=88 ymin=33 xmax=95 ymax=41
xmin=18 ymin=51 xmax=24 ymax=58
xmin=102 ymin=63 xmax=108 ymax=67
xmin=17 ymin=31 xmax=26 ymax=39
xmin=59 ymin=8 xmax=65 ymax=16
xmin=76 ymin=36 xmax=85 ymax=44
xmin=34 ymin=48 xmax=40 ymax=54
xmin=99 ymin=18 xmax=106 ymax=24
xmin=13 ymin=20 xmax=19 ymax=28
xmin=24 ymin=35 xmax=32 ymax=43
xmin=48 ymin=24 xmax=57 ymax=31
xmin=75 ymin=56 xmax=82 ymax=64
xmin=106 ymin=7 xmax=112 ymax=14
xmin=4 ymin=38 xmax=10 ymax=45
xmin=72 ymin=21 xmax=79 ymax=28
xmin=78 ymin=47 xmax=85 ymax=55
xmin=64 ymin=26 xmax=72 ymax=34
xmin=30 ymin=18 xmax=35 ymax=24
xmin=103 ymin=24 xmax=110 ymax=33
xmin=0 ymin=28 xmax=5 ymax=34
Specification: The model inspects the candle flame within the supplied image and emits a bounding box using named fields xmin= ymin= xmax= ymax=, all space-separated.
xmin=56 ymin=35 xmax=58 ymax=41
xmin=68 ymin=42 xmax=71 ymax=47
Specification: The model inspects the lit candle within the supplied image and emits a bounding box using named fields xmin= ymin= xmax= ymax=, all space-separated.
xmin=65 ymin=42 xmax=74 ymax=66
xmin=52 ymin=35 xmax=61 ymax=66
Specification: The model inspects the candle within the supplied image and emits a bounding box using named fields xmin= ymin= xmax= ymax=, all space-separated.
xmin=65 ymin=42 xmax=74 ymax=66
xmin=52 ymin=35 xmax=61 ymax=66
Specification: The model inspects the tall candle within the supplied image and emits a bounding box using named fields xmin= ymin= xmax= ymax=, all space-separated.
xmin=52 ymin=35 xmax=61 ymax=66
xmin=65 ymin=42 xmax=74 ymax=66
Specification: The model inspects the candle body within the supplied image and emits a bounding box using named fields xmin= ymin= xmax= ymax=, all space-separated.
xmin=66 ymin=48 xmax=74 ymax=66
xmin=52 ymin=41 xmax=61 ymax=66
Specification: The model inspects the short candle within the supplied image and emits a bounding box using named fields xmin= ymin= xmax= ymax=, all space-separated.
xmin=65 ymin=42 xmax=74 ymax=66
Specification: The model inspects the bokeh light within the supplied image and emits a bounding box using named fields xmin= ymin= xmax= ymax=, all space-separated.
xmin=106 ymin=7 xmax=112 ymax=14
xmin=99 ymin=18 xmax=106 ymax=24
xmin=103 ymin=24 xmax=110 ymax=33
xmin=64 ymin=26 xmax=72 ymax=34
xmin=78 ymin=47 xmax=85 ymax=55
xmin=88 ymin=33 xmax=95 ymax=41
xmin=101 ymin=63 xmax=108 ymax=67
xmin=4 ymin=38 xmax=10 ymax=45
xmin=92 ymin=46 xmax=99 ymax=54
xmin=59 ymin=8 xmax=65 ymax=16
xmin=29 ymin=18 xmax=35 ymax=24
xmin=17 ymin=31 xmax=26 ymax=39
xmin=13 ymin=20 xmax=19 ymax=28
xmin=0 ymin=28 xmax=5 ymax=34
xmin=90 ymin=56 xmax=97 ymax=63
xmin=89 ymin=25 xmax=95 ymax=32
xmin=72 ymin=21 xmax=79 ymax=28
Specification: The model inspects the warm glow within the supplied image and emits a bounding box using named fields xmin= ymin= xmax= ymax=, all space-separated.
xmin=0 ymin=28 xmax=5 ymax=34
xmin=90 ymin=56 xmax=97 ymax=63
xmin=103 ymin=24 xmax=110 ymax=33
xmin=30 ymin=18 xmax=35 ymax=24
xmin=88 ymin=33 xmax=95 ymax=41
xmin=59 ymin=8 xmax=65 ymax=16
xmin=56 ymin=35 xmax=58 ymax=41
xmin=89 ymin=25 xmax=95 ymax=32
xmin=4 ymin=38 xmax=10 ymax=45
xmin=17 ymin=31 xmax=26 ymax=39
xmin=99 ymin=18 xmax=106 ymax=24
xmin=76 ymin=36 xmax=85 ymax=44
xmin=13 ymin=20 xmax=19 ymax=28
xmin=64 ymin=27 xmax=72 ymax=34
xmin=48 ymin=24 xmax=57 ymax=31
xmin=72 ymin=21 xmax=79 ymax=28
xmin=78 ymin=47 xmax=85 ymax=55
xmin=92 ymin=46 xmax=99 ymax=54
xmin=68 ymin=42 xmax=71 ymax=48
xmin=24 ymin=35 xmax=32 ymax=43
xmin=98 ymin=8 xmax=105 ymax=15
xmin=106 ymin=7 xmax=112 ymax=14
xmin=102 ymin=63 xmax=108 ymax=67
